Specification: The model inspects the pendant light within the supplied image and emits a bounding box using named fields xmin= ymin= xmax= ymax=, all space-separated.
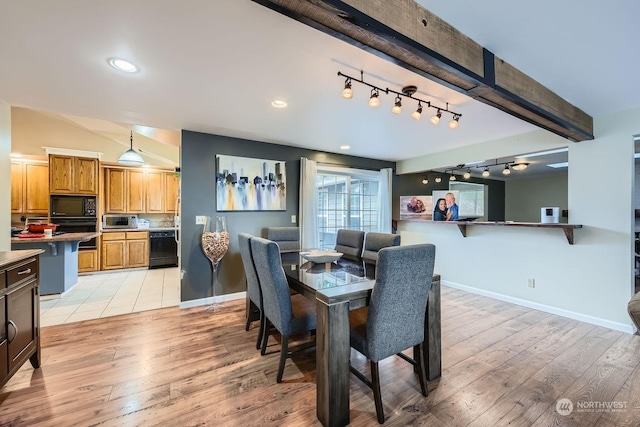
xmin=118 ymin=131 xmax=144 ymax=166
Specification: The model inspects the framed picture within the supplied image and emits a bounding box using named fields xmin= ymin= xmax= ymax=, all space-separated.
xmin=400 ymin=195 xmax=432 ymax=220
xmin=432 ymin=190 xmax=460 ymax=221
xmin=216 ymin=155 xmax=286 ymax=211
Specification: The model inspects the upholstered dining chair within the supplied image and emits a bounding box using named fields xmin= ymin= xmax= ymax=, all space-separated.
xmin=349 ymin=244 xmax=436 ymax=424
xmin=238 ymin=233 xmax=264 ymax=350
xmin=265 ymin=227 xmax=300 ymax=253
xmin=334 ymin=229 xmax=365 ymax=261
xmin=250 ymin=236 xmax=316 ymax=382
xmin=361 ymin=232 xmax=401 ymax=264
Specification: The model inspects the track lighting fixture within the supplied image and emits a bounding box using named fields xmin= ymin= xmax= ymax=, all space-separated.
xmin=391 ymin=96 xmax=402 ymax=114
xmin=337 ymin=70 xmax=461 ymax=128
xmin=427 ymin=159 xmax=530 ymax=181
xmin=502 ymin=164 xmax=511 ymax=175
xmin=482 ymin=167 xmax=490 ymax=177
xmin=421 ymin=177 xmax=429 ymax=184
xmin=435 ymin=176 xmax=442 ymax=183
xmin=368 ymin=88 xmax=380 ymax=108
xmin=411 ymin=102 xmax=423 ymax=120
xmin=449 ymin=174 xmax=456 ymax=181
xmin=430 ymin=110 xmax=442 ymax=125
xmin=463 ymin=169 xmax=471 ymax=179
xmin=341 ymin=78 xmax=353 ymax=99
xmin=448 ymin=114 xmax=460 ymax=129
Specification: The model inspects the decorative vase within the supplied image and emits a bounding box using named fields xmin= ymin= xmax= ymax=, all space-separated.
xmin=201 ymin=215 xmax=229 ymax=311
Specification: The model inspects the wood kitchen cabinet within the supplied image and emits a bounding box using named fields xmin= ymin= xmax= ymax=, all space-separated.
xmin=146 ymin=171 xmax=165 ymax=213
xmin=164 ymin=172 xmax=180 ymax=214
xmin=49 ymin=155 xmax=98 ymax=195
xmin=104 ymin=167 xmax=178 ymax=214
xmin=11 ymin=161 xmax=49 ymax=214
xmin=127 ymin=170 xmax=146 ymax=213
xmin=1 ymin=252 xmax=41 ymax=389
xmin=101 ymin=231 xmax=149 ymax=270
xmin=78 ymin=249 xmax=98 ymax=273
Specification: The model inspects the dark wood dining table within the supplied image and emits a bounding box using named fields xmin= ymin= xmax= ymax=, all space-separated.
xmin=281 ymin=253 xmax=441 ymax=427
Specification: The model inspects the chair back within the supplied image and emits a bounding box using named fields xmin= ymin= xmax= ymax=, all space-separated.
xmin=250 ymin=236 xmax=294 ymax=335
xmin=265 ymin=227 xmax=300 ymax=253
xmin=366 ymin=244 xmax=435 ymax=362
xmin=362 ymin=232 xmax=401 ymax=264
xmin=335 ymin=229 xmax=365 ymax=261
xmin=238 ymin=233 xmax=261 ymax=306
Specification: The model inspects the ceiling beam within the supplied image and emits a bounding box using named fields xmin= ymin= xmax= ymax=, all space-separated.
xmin=252 ymin=0 xmax=593 ymax=142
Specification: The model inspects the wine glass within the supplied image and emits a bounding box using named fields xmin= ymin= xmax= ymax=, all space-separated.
xmin=201 ymin=215 xmax=229 ymax=311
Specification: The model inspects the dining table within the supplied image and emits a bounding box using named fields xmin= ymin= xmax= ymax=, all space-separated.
xmin=281 ymin=253 xmax=441 ymax=427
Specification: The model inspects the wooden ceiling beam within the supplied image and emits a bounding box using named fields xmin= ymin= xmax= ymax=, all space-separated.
xmin=252 ymin=0 xmax=593 ymax=142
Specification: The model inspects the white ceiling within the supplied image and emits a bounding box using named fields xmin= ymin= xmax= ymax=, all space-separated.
xmin=1 ymin=0 xmax=638 ymax=165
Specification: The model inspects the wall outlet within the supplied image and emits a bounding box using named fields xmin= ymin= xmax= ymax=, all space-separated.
xmin=528 ymin=278 xmax=535 ymax=288
xmin=195 ymin=215 xmax=207 ymax=225
xmin=291 ymin=214 xmax=297 ymax=223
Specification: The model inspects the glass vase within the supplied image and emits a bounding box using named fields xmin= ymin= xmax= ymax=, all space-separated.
xmin=201 ymin=215 xmax=229 ymax=311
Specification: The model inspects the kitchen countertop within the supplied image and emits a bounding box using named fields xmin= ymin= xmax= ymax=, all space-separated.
xmin=11 ymin=232 xmax=101 ymax=244
xmin=0 ymin=249 xmax=45 ymax=268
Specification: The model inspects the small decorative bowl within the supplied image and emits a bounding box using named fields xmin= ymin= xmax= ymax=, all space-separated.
xmin=299 ymin=250 xmax=343 ymax=264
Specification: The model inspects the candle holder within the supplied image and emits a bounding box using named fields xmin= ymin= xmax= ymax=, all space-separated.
xmin=201 ymin=215 xmax=229 ymax=312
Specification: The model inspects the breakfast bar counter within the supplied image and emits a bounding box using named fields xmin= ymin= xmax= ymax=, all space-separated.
xmin=11 ymin=232 xmax=101 ymax=294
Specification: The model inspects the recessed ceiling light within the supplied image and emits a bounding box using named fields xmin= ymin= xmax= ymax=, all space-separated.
xmin=547 ymin=162 xmax=569 ymax=168
xmin=107 ymin=57 xmax=139 ymax=73
xmin=515 ymin=148 xmax=568 ymax=159
xmin=271 ymin=99 xmax=287 ymax=108
xmin=339 ymin=145 xmax=350 ymax=150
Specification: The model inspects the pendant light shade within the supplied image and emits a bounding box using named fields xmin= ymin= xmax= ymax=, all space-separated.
xmin=118 ymin=131 xmax=144 ymax=166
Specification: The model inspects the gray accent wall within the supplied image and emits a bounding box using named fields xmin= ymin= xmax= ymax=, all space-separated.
xmin=180 ymin=130 xmax=394 ymax=303
xmin=505 ymin=174 xmax=568 ymax=223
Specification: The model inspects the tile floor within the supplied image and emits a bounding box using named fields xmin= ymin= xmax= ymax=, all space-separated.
xmin=40 ymin=267 xmax=180 ymax=327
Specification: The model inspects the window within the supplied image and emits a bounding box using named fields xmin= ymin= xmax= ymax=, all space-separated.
xmin=315 ymin=166 xmax=382 ymax=250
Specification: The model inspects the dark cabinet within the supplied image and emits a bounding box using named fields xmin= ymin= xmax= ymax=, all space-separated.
xmin=0 ymin=253 xmax=41 ymax=388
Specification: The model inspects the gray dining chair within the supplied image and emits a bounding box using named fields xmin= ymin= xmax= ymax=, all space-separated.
xmin=265 ymin=226 xmax=300 ymax=253
xmin=349 ymin=243 xmax=436 ymax=424
xmin=361 ymin=232 xmax=401 ymax=264
xmin=238 ymin=233 xmax=264 ymax=350
xmin=250 ymin=236 xmax=316 ymax=382
xmin=334 ymin=229 xmax=365 ymax=261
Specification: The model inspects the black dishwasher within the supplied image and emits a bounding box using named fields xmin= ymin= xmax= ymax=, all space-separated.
xmin=149 ymin=230 xmax=178 ymax=268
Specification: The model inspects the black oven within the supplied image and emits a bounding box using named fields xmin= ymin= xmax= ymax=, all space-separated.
xmin=50 ymin=195 xmax=97 ymax=218
xmin=50 ymin=218 xmax=98 ymax=249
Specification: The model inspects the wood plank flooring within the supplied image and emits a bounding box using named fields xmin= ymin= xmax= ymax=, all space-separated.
xmin=2 ymin=286 xmax=640 ymax=426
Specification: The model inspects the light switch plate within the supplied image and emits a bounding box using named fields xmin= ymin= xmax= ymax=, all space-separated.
xmin=195 ymin=215 xmax=207 ymax=225
xmin=291 ymin=215 xmax=296 ymax=223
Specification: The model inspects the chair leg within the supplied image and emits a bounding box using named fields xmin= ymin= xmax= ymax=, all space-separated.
xmin=277 ymin=334 xmax=289 ymax=383
xmin=414 ymin=344 xmax=428 ymax=396
xmin=260 ymin=318 xmax=271 ymax=356
xmin=370 ymin=360 xmax=385 ymax=424
xmin=256 ymin=311 xmax=265 ymax=350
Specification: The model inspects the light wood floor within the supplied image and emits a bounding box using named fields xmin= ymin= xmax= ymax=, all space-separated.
xmin=2 ymin=286 xmax=640 ymax=426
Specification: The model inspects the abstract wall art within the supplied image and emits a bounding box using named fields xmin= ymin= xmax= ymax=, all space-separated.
xmin=216 ymin=155 xmax=286 ymax=211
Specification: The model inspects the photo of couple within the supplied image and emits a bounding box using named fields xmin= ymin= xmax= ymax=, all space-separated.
xmin=432 ymin=191 xmax=459 ymax=221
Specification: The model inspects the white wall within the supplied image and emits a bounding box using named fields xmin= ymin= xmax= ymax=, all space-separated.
xmin=505 ymin=174 xmax=568 ymax=223
xmin=397 ymin=107 xmax=640 ymax=332
xmin=0 ymin=100 xmax=11 ymax=251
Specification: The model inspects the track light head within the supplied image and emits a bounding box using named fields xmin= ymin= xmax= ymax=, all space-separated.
xmin=391 ymin=96 xmax=402 ymax=114
xmin=411 ymin=102 xmax=423 ymax=120
xmin=482 ymin=167 xmax=490 ymax=177
xmin=511 ymin=162 xmax=529 ymax=171
xmin=368 ymin=88 xmax=380 ymax=108
xmin=435 ymin=176 xmax=442 ymax=183
xmin=421 ymin=177 xmax=428 ymax=184
xmin=449 ymin=174 xmax=456 ymax=181
xmin=430 ymin=110 xmax=442 ymax=125
xmin=448 ymin=115 xmax=460 ymax=129
xmin=342 ymin=78 xmax=353 ymax=99
xmin=463 ymin=169 xmax=471 ymax=179
xmin=502 ymin=164 xmax=511 ymax=175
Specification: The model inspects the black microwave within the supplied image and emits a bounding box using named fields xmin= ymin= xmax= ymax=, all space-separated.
xmin=50 ymin=195 xmax=97 ymax=218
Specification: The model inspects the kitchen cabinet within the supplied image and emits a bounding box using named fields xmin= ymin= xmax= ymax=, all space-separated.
xmin=164 ymin=172 xmax=180 ymax=214
xmin=146 ymin=171 xmax=165 ymax=213
xmin=101 ymin=231 xmax=149 ymax=270
xmin=1 ymin=252 xmax=41 ymax=389
xmin=11 ymin=161 xmax=49 ymax=214
xmin=104 ymin=167 xmax=178 ymax=214
xmin=49 ymin=155 xmax=98 ymax=195
xmin=78 ymin=249 xmax=98 ymax=273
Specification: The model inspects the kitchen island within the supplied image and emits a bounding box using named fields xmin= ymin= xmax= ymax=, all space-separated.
xmin=11 ymin=232 xmax=101 ymax=295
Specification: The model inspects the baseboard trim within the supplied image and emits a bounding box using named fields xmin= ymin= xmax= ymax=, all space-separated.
xmin=180 ymin=291 xmax=246 ymax=309
xmin=443 ymin=280 xmax=635 ymax=334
